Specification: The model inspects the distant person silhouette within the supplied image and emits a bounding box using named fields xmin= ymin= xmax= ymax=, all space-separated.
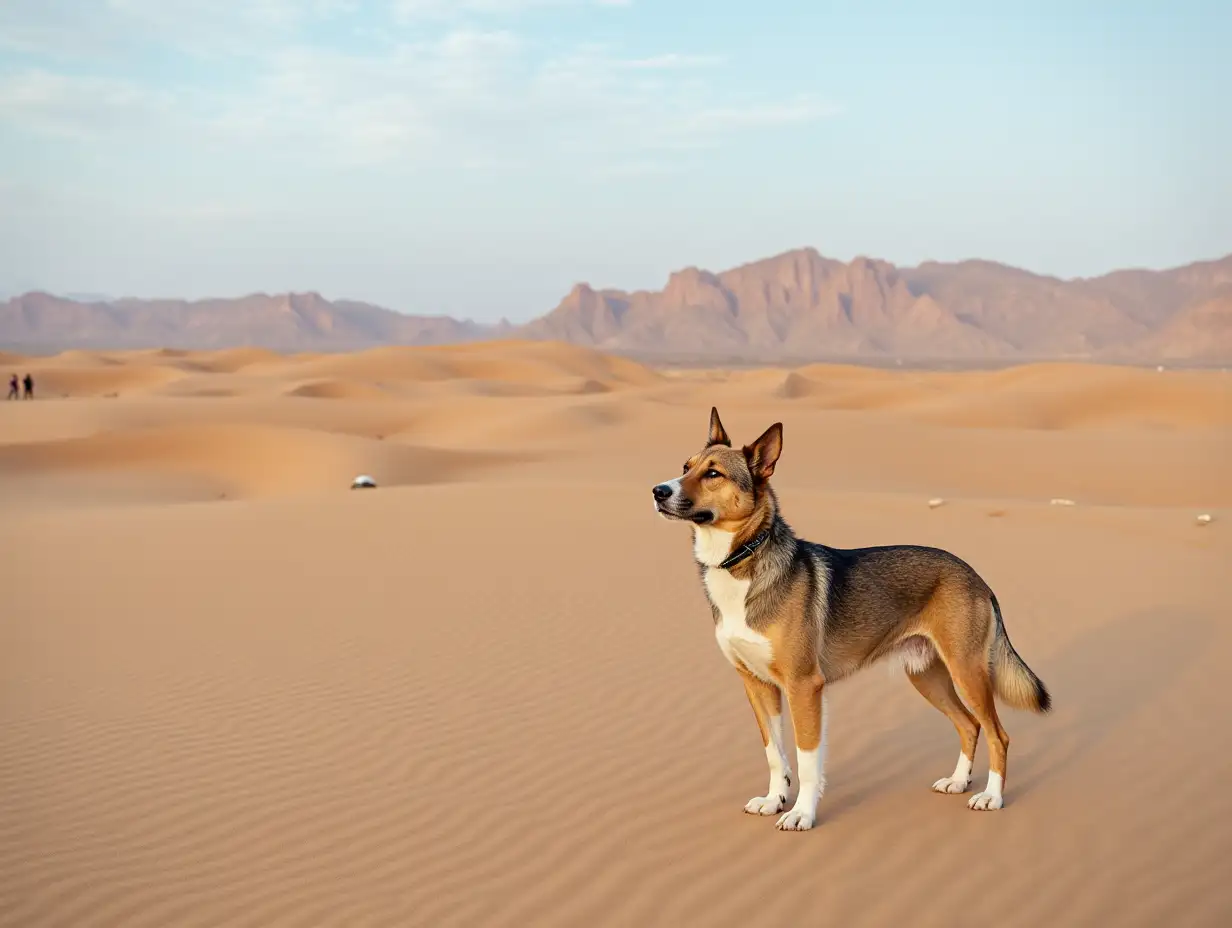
xmin=22 ymin=372 xmax=33 ymax=400
xmin=7 ymin=374 xmax=17 ymax=400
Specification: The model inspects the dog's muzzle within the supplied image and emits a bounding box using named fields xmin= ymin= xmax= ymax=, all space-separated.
xmin=651 ymin=481 xmax=713 ymax=524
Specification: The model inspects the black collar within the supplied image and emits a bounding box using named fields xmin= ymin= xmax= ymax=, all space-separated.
xmin=717 ymin=529 xmax=771 ymax=571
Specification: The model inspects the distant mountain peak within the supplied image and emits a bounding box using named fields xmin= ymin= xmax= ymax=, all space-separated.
xmin=3 ymin=249 xmax=1229 ymax=361
xmin=517 ymin=248 xmax=1232 ymax=362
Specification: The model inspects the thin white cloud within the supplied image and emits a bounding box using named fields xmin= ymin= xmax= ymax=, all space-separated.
xmin=391 ymin=0 xmax=626 ymax=22
xmin=623 ymin=53 xmax=722 ymax=70
xmin=684 ymin=98 xmax=843 ymax=132
xmin=588 ymin=159 xmax=682 ymax=179
xmin=0 ymin=69 xmax=179 ymax=139
xmin=0 ymin=1 xmax=838 ymax=174
xmin=106 ymin=0 xmax=350 ymax=31
xmin=0 ymin=0 xmax=356 ymax=59
xmin=0 ymin=0 xmax=125 ymax=57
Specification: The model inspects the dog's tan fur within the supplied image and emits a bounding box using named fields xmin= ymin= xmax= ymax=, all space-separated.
xmin=652 ymin=408 xmax=1051 ymax=830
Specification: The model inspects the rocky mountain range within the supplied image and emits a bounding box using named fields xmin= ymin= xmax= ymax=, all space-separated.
xmin=3 ymin=248 xmax=1229 ymax=361
xmin=0 ymin=291 xmax=503 ymax=354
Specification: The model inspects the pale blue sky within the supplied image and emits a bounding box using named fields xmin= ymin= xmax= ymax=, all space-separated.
xmin=1 ymin=1 xmax=1228 ymax=321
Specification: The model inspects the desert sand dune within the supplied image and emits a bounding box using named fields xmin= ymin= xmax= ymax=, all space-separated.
xmin=22 ymin=363 xmax=188 ymax=398
xmin=48 ymin=348 xmax=127 ymax=365
xmin=186 ymin=346 xmax=285 ymax=373
xmin=285 ymin=379 xmax=396 ymax=401
xmin=1 ymin=342 xmax=1229 ymax=927
xmin=0 ymin=422 xmax=520 ymax=500
xmin=286 ymin=340 xmax=662 ymax=389
xmin=764 ymin=362 xmax=1232 ymax=431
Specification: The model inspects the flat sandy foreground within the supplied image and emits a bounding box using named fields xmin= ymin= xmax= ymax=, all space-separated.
xmin=1 ymin=341 xmax=1229 ymax=928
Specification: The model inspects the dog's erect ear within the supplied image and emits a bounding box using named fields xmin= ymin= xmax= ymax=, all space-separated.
xmin=743 ymin=422 xmax=783 ymax=480
xmin=707 ymin=406 xmax=731 ymax=447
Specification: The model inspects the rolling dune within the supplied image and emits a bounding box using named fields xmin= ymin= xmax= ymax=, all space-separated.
xmin=288 ymin=341 xmax=663 ymax=389
xmin=767 ymin=362 xmax=1232 ymax=430
xmin=24 ymin=364 xmax=188 ymax=398
xmin=0 ymin=423 xmax=522 ymax=500
xmin=285 ymin=379 xmax=395 ymax=401
xmin=1 ymin=342 xmax=1229 ymax=927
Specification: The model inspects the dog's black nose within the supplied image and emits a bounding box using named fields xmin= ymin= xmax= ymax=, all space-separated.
xmin=652 ymin=483 xmax=673 ymax=502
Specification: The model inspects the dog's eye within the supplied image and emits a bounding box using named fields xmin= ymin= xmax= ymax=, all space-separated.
xmin=704 ymin=469 xmax=722 ymax=479
xmin=682 ymin=462 xmax=690 ymax=474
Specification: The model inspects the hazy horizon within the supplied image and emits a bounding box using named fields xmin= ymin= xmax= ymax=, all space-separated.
xmin=2 ymin=1 xmax=1229 ymax=322
xmin=4 ymin=246 xmax=1232 ymax=325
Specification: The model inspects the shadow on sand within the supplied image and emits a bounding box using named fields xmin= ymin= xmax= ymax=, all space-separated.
xmin=817 ymin=606 xmax=1215 ymax=820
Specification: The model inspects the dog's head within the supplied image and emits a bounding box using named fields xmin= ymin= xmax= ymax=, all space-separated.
xmin=652 ymin=407 xmax=782 ymax=530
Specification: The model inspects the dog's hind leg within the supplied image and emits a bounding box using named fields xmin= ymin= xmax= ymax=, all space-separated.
xmin=946 ymin=658 xmax=1010 ymax=811
xmin=907 ymin=659 xmax=980 ymax=794
xmin=737 ymin=668 xmax=792 ymax=815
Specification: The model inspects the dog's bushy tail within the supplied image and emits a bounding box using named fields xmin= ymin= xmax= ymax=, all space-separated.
xmin=989 ymin=594 xmax=1052 ymax=713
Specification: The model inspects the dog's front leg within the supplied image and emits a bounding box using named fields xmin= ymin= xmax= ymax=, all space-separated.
xmin=776 ymin=672 xmax=827 ymax=831
xmin=738 ymin=670 xmax=792 ymax=815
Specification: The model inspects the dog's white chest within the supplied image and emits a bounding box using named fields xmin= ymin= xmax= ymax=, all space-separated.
xmin=705 ymin=568 xmax=775 ymax=682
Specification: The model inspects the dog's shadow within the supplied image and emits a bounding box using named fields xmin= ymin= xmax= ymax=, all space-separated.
xmin=817 ymin=607 xmax=1215 ymax=820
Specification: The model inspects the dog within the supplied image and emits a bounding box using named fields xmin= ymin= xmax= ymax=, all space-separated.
xmin=651 ymin=407 xmax=1051 ymax=831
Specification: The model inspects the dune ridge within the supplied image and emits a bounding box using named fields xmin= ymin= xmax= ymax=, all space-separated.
xmin=1 ymin=343 xmax=1227 ymax=508
xmin=763 ymin=362 xmax=1232 ymax=430
xmin=1 ymin=341 xmax=1229 ymax=927
xmin=0 ymin=422 xmax=520 ymax=499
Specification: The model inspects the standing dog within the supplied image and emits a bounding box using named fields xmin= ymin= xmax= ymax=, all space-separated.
xmin=651 ymin=408 xmax=1051 ymax=831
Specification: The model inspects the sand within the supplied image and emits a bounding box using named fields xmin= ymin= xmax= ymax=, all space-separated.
xmin=1 ymin=342 xmax=1229 ymax=927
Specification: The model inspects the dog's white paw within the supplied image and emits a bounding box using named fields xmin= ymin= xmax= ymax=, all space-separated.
xmin=967 ymin=791 xmax=1004 ymax=811
xmin=744 ymin=793 xmax=788 ymax=815
xmin=774 ymin=808 xmax=816 ymax=831
xmin=931 ymin=775 xmax=971 ymax=794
